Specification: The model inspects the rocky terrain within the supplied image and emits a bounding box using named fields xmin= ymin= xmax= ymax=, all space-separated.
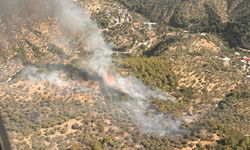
xmin=0 ymin=0 xmax=250 ymax=149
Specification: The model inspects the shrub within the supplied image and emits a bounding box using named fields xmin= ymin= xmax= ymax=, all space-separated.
xmin=226 ymin=85 xmax=250 ymax=99
xmin=92 ymin=140 xmax=102 ymax=150
xmin=122 ymin=56 xmax=179 ymax=92
xmin=169 ymin=12 xmax=188 ymax=28
xmin=179 ymin=87 xmax=195 ymax=100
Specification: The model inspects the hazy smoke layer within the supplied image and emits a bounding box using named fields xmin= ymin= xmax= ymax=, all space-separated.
xmin=122 ymin=98 xmax=181 ymax=135
xmin=0 ymin=0 xmax=181 ymax=135
xmin=24 ymin=66 xmax=67 ymax=86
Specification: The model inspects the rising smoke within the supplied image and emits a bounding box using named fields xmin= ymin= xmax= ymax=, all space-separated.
xmin=0 ymin=0 xmax=183 ymax=135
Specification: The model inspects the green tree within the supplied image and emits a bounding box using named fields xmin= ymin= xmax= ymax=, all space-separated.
xmin=169 ymin=12 xmax=188 ymax=28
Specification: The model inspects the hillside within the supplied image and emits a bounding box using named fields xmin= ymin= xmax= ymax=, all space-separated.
xmin=118 ymin=0 xmax=249 ymax=24
xmin=0 ymin=0 xmax=250 ymax=149
xmin=119 ymin=0 xmax=250 ymax=49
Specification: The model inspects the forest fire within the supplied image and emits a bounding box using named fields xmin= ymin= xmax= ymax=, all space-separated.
xmin=0 ymin=0 xmax=180 ymax=140
xmin=102 ymin=70 xmax=137 ymax=98
xmin=103 ymin=71 xmax=117 ymax=87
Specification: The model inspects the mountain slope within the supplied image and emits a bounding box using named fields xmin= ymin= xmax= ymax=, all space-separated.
xmin=0 ymin=0 xmax=250 ymax=149
xmin=118 ymin=0 xmax=250 ymax=48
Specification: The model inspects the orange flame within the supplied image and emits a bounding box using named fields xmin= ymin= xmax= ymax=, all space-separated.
xmin=103 ymin=71 xmax=133 ymax=94
xmin=103 ymin=71 xmax=116 ymax=87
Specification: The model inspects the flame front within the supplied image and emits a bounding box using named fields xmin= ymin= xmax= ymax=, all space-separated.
xmin=103 ymin=71 xmax=117 ymax=87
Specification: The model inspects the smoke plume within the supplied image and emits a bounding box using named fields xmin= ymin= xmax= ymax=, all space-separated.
xmin=0 ymin=0 xmax=182 ymax=135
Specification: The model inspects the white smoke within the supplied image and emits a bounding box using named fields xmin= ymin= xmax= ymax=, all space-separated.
xmin=109 ymin=75 xmax=182 ymax=135
xmin=52 ymin=0 xmax=113 ymax=76
xmin=23 ymin=65 xmax=68 ymax=86
xmin=106 ymin=74 xmax=171 ymax=100
xmin=0 ymin=0 xmax=182 ymax=135
xmin=123 ymin=98 xmax=182 ymax=135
